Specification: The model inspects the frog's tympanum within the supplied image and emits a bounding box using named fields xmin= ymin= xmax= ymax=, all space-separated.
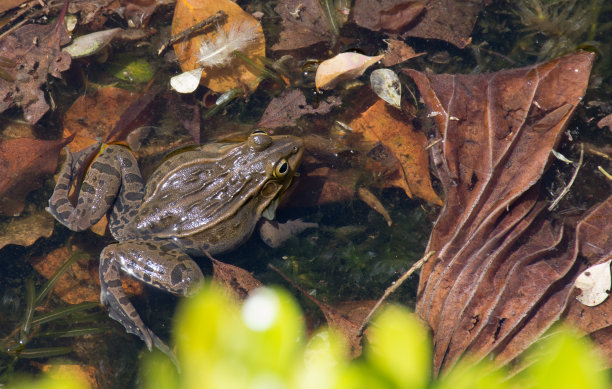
xmin=47 ymin=129 xmax=303 ymax=354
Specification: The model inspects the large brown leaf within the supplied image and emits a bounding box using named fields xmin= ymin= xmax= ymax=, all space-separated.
xmin=403 ymin=51 xmax=596 ymax=373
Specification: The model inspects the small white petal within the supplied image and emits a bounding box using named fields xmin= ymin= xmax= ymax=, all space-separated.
xmin=170 ymin=68 xmax=203 ymax=94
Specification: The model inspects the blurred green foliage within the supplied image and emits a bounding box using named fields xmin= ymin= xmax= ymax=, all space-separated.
xmin=12 ymin=283 xmax=610 ymax=388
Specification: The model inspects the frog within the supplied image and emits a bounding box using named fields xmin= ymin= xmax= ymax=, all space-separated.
xmin=47 ymin=129 xmax=304 ymax=355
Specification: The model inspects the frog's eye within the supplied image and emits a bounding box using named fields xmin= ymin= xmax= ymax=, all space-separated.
xmin=274 ymin=158 xmax=289 ymax=178
xmin=249 ymin=131 xmax=272 ymax=151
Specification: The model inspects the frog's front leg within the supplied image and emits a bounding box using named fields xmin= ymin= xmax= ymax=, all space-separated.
xmin=47 ymin=144 xmax=144 ymax=235
xmin=99 ymin=240 xmax=204 ymax=351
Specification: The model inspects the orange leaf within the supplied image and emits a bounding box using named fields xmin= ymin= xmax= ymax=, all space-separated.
xmin=171 ymin=0 xmax=265 ymax=93
xmin=349 ymin=100 xmax=442 ymax=205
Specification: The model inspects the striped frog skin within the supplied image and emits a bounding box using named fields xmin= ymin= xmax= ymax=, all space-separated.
xmin=47 ymin=130 xmax=303 ymax=358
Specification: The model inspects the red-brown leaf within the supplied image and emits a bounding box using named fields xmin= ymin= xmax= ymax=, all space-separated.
xmin=0 ymin=135 xmax=73 ymax=216
xmin=404 ymin=51 xmax=596 ymax=373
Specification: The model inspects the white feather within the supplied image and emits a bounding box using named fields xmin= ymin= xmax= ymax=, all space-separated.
xmin=196 ymin=21 xmax=261 ymax=68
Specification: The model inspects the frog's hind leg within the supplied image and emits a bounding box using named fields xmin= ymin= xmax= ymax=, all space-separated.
xmin=99 ymin=240 xmax=204 ymax=353
xmin=47 ymin=144 xmax=144 ymax=234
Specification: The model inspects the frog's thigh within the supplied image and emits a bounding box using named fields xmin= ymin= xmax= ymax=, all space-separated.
xmin=99 ymin=241 xmax=204 ymax=349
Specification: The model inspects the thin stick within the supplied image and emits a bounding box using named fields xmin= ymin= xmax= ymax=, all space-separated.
xmin=548 ymin=143 xmax=584 ymax=211
xmin=358 ymin=250 xmax=435 ymax=336
xmin=157 ymin=10 xmax=227 ymax=55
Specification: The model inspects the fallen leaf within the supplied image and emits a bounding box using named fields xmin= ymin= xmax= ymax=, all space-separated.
xmin=574 ymin=259 xmax=612 ymax=307
xmin=29 ymin=247 xmax=143 ymax=304
xmin=348 ymin=99 xmax=442 ymax=205
xmin=404 ymin=51 xmax=596 ymax=373
xmin=211 ymin=258 xmax=263 ymax=300
xmin=358 ymin=187 xmax=393 ymax=226
xmin=288 ymin=164 xmax=361 ymax=206
xmin=257 ymin=89 xmax=341 ymax=128
xmin=172 ymin=0 xmax=265 ymax=93
xmin=0 ymin=0 xmax=28 ymax=14
xmin=62 ymin=27 xmax=121 ymax=58
xmin=0 ymin=207 xmax=55 ymax=249
xmin=353 ymin=0 xmax=482 ymax=49
xmin=41 ymin=363 xmax=97 ymax=389
xmin=370 ymin=69 xmax=401 ymax=108
xmin=0 ymin=1 xmax=72 ymax=123
xmin=271 ymin=0 xmax=335 ymax=51
xmin=0 ymin=136 xmax=73 ymax=216
xmin=315 ymin=52 xmax=384 ymax=91
xmin=167 ymin=91 xmax=201 ymax=143
xmin=381 ymin=39 xmax=426 ymax=67
xmin=63 ymin=87 xmax=142 ymax=151
xmin=597 ymin=113 xmax=612 ymax=131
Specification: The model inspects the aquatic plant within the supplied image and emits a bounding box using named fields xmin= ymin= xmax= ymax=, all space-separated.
xmin=512 ymin=0 xmax=604 ymax=59
xmin=0 ymin=252 xmax=105 ymax=382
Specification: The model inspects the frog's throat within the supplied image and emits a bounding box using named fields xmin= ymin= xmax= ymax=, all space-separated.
xmin=262 ymin=198 xmax=279 ymax=221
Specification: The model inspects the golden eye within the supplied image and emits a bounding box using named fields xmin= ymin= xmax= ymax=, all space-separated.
xmin=251 ymin=128 xmax=267 ymax=135
xmin=274 ymin=159 xmax=289 ymax=178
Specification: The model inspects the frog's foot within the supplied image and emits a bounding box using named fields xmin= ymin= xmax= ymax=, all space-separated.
xmin=99 ymin=240 xmax=204 ymax=353
xmin=259 ymin=219 xmax=318 ymax=248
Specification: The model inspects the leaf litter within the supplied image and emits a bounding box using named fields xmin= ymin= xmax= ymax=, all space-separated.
xmin=1 ymin=0 xmax=611 ymax=383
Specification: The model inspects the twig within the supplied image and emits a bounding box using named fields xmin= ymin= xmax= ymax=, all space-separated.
xmin=157 ymin=10 xmax=227 ymax=55
xmin=357 ymin=250 xmax=435 ymax=336
xmin=548 ymin=144 xmax=584 ymax=211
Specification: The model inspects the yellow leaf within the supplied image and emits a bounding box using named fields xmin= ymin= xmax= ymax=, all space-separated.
xmin=172 ymin=0 xmax=266 ymax=93
xmin=315 ymin=52 xmax=384 ymax=91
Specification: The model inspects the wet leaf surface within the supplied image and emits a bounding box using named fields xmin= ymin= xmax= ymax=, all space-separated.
xmin=257 ymin=89 xmax=341 ymax=128
xmin=381 ymin=39 xmax=426 ymax=67
xmin=0 ymin=135 xmax=73 ymax=216
xmin=0 ymin=1 xmax=72 ymax=123
xmin=29 ymin=247 xmax=144 ymax=304
xmin=0 ymin=207 xmax=54 ymax=249
xmin=172 ymin=0 xmax=265 ymax=93
xmin=271 ymin=0 xmax=335 ymax=51
xmin=348 ymin=99 xmax=441 ymax=205
xmin=353 ymin=0 xmax=482 ymax=48
xmin=405 ymin=51 xmax=597 ymax=373
xmin=211 ymin=258 xmax=263 ymax=300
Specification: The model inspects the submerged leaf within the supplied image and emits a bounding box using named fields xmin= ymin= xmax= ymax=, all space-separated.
xmin=62 ymin=28 xmax=121 ymax=58
xmin=172 ymin=0 xmax=265 ymax=93
xmin=315 ymin=52 xmax=384 ymax=91
xmin=370 ymin=68 xmax=401 ymax=108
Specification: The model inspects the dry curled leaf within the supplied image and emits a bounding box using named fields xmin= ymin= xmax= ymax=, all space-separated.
xmin=316 ymin=53 xmax=384 ymax=91
xmin=172 ymin=0 xmax=265 ymax=93
xmin=405 ymin=51 xmax=596 ymax=373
